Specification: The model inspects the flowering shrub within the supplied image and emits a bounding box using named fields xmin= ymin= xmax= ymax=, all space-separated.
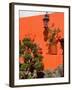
xmin=19 ymin=36 xmax=44 ymax=79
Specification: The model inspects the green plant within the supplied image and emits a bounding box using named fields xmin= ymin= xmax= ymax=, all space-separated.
xmin=23 ymin=53 xmax=32 ymax=60
xmin=44 ymin=70 xmax=53 ymax=78
xmin=44 ymin=64 xmax=64 ymax=78
xmin=19 ymin=37 xmax=44 ymax=79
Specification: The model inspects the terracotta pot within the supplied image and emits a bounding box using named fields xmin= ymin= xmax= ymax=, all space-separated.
xmin=48 ymin=43 xmax=57 ymax=55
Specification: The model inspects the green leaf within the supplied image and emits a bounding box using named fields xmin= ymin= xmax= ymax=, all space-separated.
xmin=24 ymin=53 xmax=32 ymax=60
xmin=20 ymin=63 xmax=30 ymax=71
xmin=36 ymin=54 xmax=43 ymax=61
xmin=34 ymin=62 xmax=42 ymax=71
xmin=23 ymin=38 xmax=31 ymax=42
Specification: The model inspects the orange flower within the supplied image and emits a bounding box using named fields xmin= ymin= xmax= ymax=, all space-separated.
xmin=19 ymin=57 xmax=24 ymax=64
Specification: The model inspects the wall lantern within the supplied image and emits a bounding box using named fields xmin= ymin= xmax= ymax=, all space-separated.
xmin=43 ymin=12 xmax=49 ymax=41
